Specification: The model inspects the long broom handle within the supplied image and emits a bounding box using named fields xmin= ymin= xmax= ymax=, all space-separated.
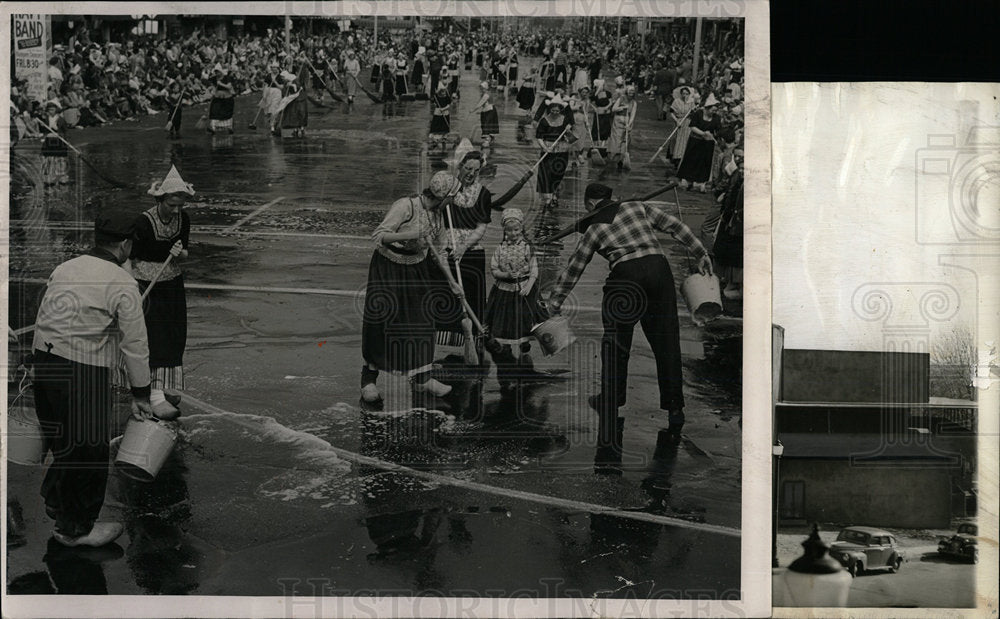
xmin=305 ymin=58 xmax=344 ymax=101
xmin=37 ymin=119 xmax=86 ymax=157
xmin=537 ymin=181 xmax=680 ymax=244
xmin=530 ymin=123 xmax=572 ymax=174
xmin=648 ymin=107 xmax=693 ymax=164
xmin=140 ymin=253 xmax=175 ymax=302
xmin=167 ymin=86 xmax=186 ymax=125
xmin=37 ymin=119 xmax=127 ymax=187
xmin=427 ymin=242 xmax=486 ymax=335
xmin=443 ymin=202 xmax=472 ymax=319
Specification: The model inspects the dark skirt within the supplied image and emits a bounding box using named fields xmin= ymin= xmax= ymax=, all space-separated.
xmin=362 ymin=251 xmax=438 ymax=373
xmin=370 ymin=65 xmax=380 ymax=85
xmin=430 ymin=113 xmax=450 ymax=135
xmin=713 ymin=211 xmax=743 ymax=268
xmin=209 ymin=96 xmax=234 ymax=120
xmin=449 ymin=75 xmax=459 ymax=96
xmin=382 ymin=76 xmax=396 ymax=99
xmin=484 ymin=283 xmax=549 ymax=344
xmin=508 ymin=66 xmax=518 ymax=82
xmin=677 ymin=137 xmax=715 ymax=183
xmin=593 ymin=113 xmax=612 ymax=141
xmin=430 ymin=248 xmax=487 ymax=337
xmin=516 ymin=86 xmax=535 ymax=111
xmin=537 ymin=151 xmax=569 ymax=194
xmin=480 ymin=108 xmax=499 ymax=135
xmin=395 ymin=74 xmax=408 ymax=96
xmin=167 ymin=105 xmax=182 ymax=130
xmin=544 ymin=74 xmax=557 ymax=92
xmin=281 ymin=96 xmax=308 ymax=129
xmin=137 ymin=274 xmax=187 ymax=369
xmin=41 ymin=136 xmax=68 ymax=157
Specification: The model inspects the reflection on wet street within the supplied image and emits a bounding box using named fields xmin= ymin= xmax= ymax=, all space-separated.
xmin=7 ymin=54 xmax=741 ymax=598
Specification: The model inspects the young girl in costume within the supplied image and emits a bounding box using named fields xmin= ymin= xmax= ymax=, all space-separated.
xmin=483 ymin=208 xmax=548 ymax=380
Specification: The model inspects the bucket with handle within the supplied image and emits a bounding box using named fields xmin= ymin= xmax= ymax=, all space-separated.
xmin=7 ymin=408 xmax=46 ymax=466
xmin=114 ymin=417 xmax=178 ymax=482
xmin=681 ymin=273 xmax=723 ymax=326
xmin=531 ymin=316 xmax=575 ymax=357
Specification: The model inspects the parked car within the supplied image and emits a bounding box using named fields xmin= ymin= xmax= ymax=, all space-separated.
xmin=829 ymin=526 xmax=904 ymax=577
xmin=938 ymin=523 xmax=978 ymax=563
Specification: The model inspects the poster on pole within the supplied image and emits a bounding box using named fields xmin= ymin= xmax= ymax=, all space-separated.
xmin=13 ymin=13 xmax=51 ymax=103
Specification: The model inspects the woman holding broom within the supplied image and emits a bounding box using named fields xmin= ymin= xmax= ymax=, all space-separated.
xmin=360 ymin=171 xmax=461 ymax=406
xmin=207 ymin=67 xmax=236 ymax=135
xmin=468 ymin=81 xmax=500 ymax=149
xmin=129 ymin=165 xmax=194 ymax=407
xmin=428 ymin=81 xmax=452 ymax=153
xmin=434 ymin=151 xmax=534 ymax=352
xmin=608 ymin=84 xmax=638 ymax=172
xmin=535 ymin=94 xmax=573 ymax=208
xmin=164 ymin=80 xmax=184 ymax=139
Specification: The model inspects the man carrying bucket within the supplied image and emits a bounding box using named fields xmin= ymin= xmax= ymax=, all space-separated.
xmin=546 ymin=183 xmax=712 ymax=473
xmin=30 ymin=209 xmax=156 ymax=547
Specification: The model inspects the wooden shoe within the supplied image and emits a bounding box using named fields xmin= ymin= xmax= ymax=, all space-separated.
xmin=53 ymin=522 xmax=124 ymax=548
xmin=412 ymin=378 xmax=452 ymax=397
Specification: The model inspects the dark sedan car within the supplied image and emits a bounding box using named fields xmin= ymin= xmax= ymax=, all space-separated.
xmin=938 ymin=523 xmax=978 ymax=563
xmin=829 ymin=526 xmax=904 ymax=577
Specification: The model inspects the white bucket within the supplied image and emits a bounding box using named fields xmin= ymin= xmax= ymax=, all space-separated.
xmin=114 ymin=418 xmax=178 ymax=482
xmin=7 ymin=409 xmax=46 ymax=466
xmin=531 ymin=316 xmax=576 ymax=357
xmin=681 ymin=273 xmax=723 ymax=326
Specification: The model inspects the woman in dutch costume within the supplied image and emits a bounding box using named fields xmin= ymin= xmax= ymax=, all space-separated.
xmin=483 ymin=208 xmax=548 ymax=382
xmin=130 ymin=166 xmax=194 ymax=404
xmin=534 ymin=94 xmax=573 ymax=208
xmin=360 ymin=171 xmax=462 ymax=407
xmin=207 ymin=65 xmax=236 ymax=135
xmin=469 ymin=81 xmax=500 ymax=149
xmin=428 ymin=81 xmax=452 ymax=152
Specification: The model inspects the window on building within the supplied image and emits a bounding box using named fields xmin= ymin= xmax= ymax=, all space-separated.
xmin=780 ymin=480 xmax=806 ymax=520
xmin=131 ymin=20 xmax=159 ymax=36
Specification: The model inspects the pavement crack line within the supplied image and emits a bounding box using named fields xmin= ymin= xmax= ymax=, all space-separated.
xmin=178 ymin=393 xmax=741 ymax=539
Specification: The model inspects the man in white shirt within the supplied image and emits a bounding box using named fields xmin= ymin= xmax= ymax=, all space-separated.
xmin=31 ymin=210 xmax=155 ymax=547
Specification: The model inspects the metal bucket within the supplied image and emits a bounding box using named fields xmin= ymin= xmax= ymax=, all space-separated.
xmin=681 ymin=273 xmax=723 ymax=326
xmin=531 ymin=316 xmax=576 ymax=357
xmin=7 ymin=410 xmax=45 ymax=466
xmin=114 ymin=418 xmax=178 ymax=482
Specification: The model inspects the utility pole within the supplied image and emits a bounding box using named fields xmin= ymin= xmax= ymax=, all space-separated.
xmin=284 ymin=13 xmax=291 ymax=70
xmin=374 ymin=15 xmax=378 ymax=49
xmin=616 ymin=15 xmax=622 ymax=47
xmin=692 ymin=17 xmax=702 ymax=82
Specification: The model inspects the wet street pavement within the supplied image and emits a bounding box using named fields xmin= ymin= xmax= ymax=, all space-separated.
xmin=7 ymin=60 xmax=743 ymax=597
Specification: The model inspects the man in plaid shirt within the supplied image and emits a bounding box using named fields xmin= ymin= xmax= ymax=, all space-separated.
xmin=548 ymin=183 xmax=713 ymax=471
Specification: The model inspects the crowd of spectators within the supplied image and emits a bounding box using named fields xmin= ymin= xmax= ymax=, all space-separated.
xmin=10 ymin=20 xmax=743 ymax=152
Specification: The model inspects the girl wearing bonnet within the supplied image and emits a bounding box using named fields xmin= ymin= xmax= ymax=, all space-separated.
xmin=483 ymin=208 xmax=549 ymax=379
xmin=128 ymin=165 xmax=195 ymax=409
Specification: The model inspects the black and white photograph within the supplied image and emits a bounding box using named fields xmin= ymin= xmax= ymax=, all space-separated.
xmin=2 ymin=3 xmax=771 ymax=617
xmin=770 ymin=82 xmax=998 ymax=609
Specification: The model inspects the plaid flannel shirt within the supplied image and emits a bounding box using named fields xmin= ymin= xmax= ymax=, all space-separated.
xmin=548 ymin=201 xmax=709 ymax=311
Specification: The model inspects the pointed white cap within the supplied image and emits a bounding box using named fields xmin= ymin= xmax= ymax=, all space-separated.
xmin=148 ymin=165 xmax=195 ymax=197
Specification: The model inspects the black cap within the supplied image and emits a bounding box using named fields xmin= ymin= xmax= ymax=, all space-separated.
xmin=584 ymin=183 xmax=613 ymax=202
xmin=94 ymin=209 xmax=137 ymax=243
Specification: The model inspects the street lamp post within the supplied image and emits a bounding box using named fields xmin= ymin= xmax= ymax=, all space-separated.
xmin=772 ymin=441 xmax=784 ymax=567
xmin=692 ymin=17 xmax=702 ymax=82
xmin=783 ymin=524 xmax=852 ymax=607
